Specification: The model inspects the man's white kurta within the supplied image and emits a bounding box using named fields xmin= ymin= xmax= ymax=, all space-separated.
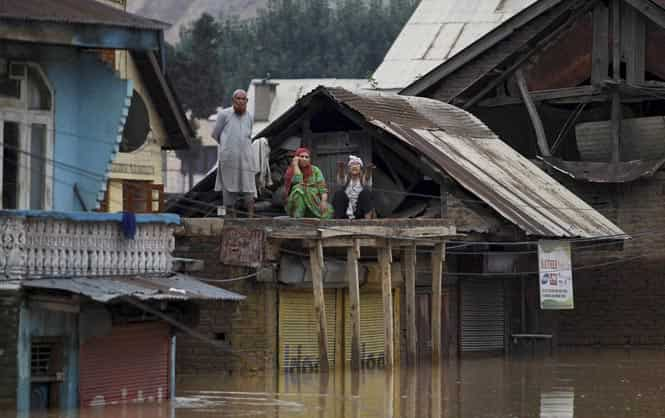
xmin=211 ymin=108 xmax=257 ymax=194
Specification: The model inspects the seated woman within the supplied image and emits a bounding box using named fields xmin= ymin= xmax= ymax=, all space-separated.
xmin=284 ymin=147 xmax=333 ymax=219
xmin=333 ymin=155 xmax=374 ymax=220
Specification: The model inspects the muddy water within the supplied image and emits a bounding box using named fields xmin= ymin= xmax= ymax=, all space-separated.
xmin=12 ymin=349 xmax=665 ymax=418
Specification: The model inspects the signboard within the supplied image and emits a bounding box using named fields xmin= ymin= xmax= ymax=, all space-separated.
xmin=538 ymin=240 xmax=574 ymax=310
xmin=220 ymin=227 xmax=265 ymax=267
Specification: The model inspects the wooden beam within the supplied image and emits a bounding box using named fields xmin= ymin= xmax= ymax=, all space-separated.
xmin=335 ymin=288 xmax=345 ymax=371
xmin=612 ymin=0 xmax=621 ymax=82
xmin=515 ymin=69 xmax=551 ymax=157
xmin=623 ymin=0 xmax=665 ymax=34
xmin=431 ymin=242 xmax=446 ymax=363
xmin=309 ymin=240 xmax=330 ymax=372
xmin=463 ymin=1 xmax=599 ymax=109
xmin=611 ymin=90 xmax=622 ymax=163
xmin=347 ymin=240 xmax=362 ymax=371
xmin=378 ymin=242 xmax=394 ymax=369
xmin=477 ymin=86 xmax=599 ymax=107
xmin=592 ymin=3 xmax=610 ymax=84
xmin=403 ymin=243 xmax=417 ymax=365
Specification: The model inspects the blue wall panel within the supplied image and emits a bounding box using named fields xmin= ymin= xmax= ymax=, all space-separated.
xmin=7 ymin=45 xmax=132 ymax=212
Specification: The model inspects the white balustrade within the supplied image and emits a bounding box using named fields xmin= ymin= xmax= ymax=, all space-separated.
xmin=0 ymin=215 xmax=176 ymax=280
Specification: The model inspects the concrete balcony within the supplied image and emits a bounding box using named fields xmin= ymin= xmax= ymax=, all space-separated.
xmin=0 ymin=210 xmax=180 ymax=280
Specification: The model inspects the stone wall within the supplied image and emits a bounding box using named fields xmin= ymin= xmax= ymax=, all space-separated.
xmin=173 ymin=219 xmax=278 ymax=376
xmin=0 ymin=292 xmax=19 ymax=409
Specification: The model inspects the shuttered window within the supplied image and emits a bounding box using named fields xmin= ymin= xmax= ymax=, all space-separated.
xmin=460 ymin=279 xmax=505 ymax=352
xmin=278 ymin=290 xmax=337 ymax=370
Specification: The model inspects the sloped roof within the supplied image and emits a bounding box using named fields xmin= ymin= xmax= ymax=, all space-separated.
xmin=258 ymin=87 xmax=625 ymax=239
xmin=0 ymin=0 xmax=168 ymax=30
xmin=22 ymin=274 xmax=245 ymax=302
xmin=371 ymin=0 xmax=535 ymax=91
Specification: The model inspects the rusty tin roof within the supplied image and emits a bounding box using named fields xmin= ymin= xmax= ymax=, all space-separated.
xmin=22 ymin=274 xmax=245 ymax=302
xmin=0 ymin=0 xmax=168 ymax=30
xmin=258 ymin=87 xmax=625 ymax=239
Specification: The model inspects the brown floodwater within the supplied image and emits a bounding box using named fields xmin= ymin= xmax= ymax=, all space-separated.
xmin=11 ymin=348 xmax=665 ymax=418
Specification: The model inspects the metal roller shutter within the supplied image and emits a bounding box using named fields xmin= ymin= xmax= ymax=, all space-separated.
xmin=460 ymin=279 xmax=505 ymax=352
xmin=343 ymin=291 xmax=385 ymax=367
xmin=80 ymin=322 xmax=170 ymax=406
xmin=279 ymin=290 xmax=337 ymax=370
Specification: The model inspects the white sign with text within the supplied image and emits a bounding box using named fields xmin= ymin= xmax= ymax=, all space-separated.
xmin=538 ymin=240 xmax=574 ymax=310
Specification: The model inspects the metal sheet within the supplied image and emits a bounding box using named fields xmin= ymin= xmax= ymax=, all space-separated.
xmin=256 ymin=87 xmax=625 ymax=238
xmin=343 ymin=291 xmax=385 ymax=364
xmin=371 ymin=0 xmax=536 ymax=90
xmin=220 ymin=227 xmax=265 ymax=267
xmin=278 ymin=289 xmax=337 ymax=370
xmin=0 ymin=0 xmax=167 ymax=30
xmin=79 ymin=322 xmax=170 ymax=406
xmin=461 ymin=278 xmax=505 ymax=352
xmin=21 ymin=274 xmax=245 ymax=302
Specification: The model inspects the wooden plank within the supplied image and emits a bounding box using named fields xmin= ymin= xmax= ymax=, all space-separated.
xmin=477 ymin=86 xmax=598 ymax=106
xmin=515 ymin=69 xmax=551 ymax=157
xmin=611 ymin=90 xmax=622 ymax=162
xmin=592 ymin=3 xmax=610 ymax=84
xmin=623 ymin=0 xmax=665 ymax=33
xmin=309 ymin=240 xmax=330 ymax=372
xmin=393 ymin=288 xmax=401 ymax=367
xmin=403 ymin=243 xmax=417 ymax=365
xmin=431 ymin=242 xmax=445 ymax=363
xmin=462 ymin=2 xmax=598 ymax=108
xmin=378 ymin=242 xmax=394 ymax=370
xmin=623 ymin=6 xmax=646 ymax=83
xmin=335 ymin=288 xmax=345 ymax=370
xmin=612 ymin=0 xmax=621 ymax=82
xmin=347 ymin=240 xmax=362 ymax=371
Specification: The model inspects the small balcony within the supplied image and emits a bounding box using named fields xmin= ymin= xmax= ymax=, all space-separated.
xmin=0 ymin=210 xmax=179 ymax=280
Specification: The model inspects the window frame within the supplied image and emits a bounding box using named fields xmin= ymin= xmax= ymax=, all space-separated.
xmin=0 ymin=62 xmax=54 ymax=210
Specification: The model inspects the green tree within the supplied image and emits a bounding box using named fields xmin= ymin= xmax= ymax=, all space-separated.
xmin=168 ymin=0 xmax=420 ymax=114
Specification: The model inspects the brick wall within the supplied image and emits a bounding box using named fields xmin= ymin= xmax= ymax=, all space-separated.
xmin=547 ymin=172 xmax=665 ymax=346
xmin=0 ymin=293 xmax=18 ymax=409
xmin=174 ymin=219 xmax=278 ymax=376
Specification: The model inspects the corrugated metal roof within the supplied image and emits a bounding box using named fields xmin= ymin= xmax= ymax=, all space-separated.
xmin=0 ymin=0 xmax=168 ymax=30
xmin=371 ymin=0 xmax=535 ymax=90
xmin=21 ymin=274 xmax=245 ymax=302
xmin=258 ymin=87 xmax=625 ymax=238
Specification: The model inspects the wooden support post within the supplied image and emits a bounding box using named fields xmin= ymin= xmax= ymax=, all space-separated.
xmin=431 ymin=242 xmax=446 ymax=363
xmin=404 ymin=243 xmax=417 ymax=365
xmin=378 ymin=242 xmax=394 ymax=370
xmin=515 ymin=69 xmax=551 ymax=157
xmin=347 ymin=239 xmax=362 ymax=371
xmin=309 ymin=240 xmax=330 ymax=372
xmin=611 ymin=90 xmax=622 ymax=163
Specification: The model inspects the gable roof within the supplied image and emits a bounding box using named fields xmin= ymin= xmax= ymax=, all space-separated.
xmin=247 ymin=78 xmax=369 ymax=135
xmin=400 ymin=0 xmax=665 ymax=98
xmin=257 ymin=87 xmax=625 ymax=239
xmin=371 ymin=0 xmax=535 ymax=91
xmin=0 ymin=0 xmax=168 ymax=30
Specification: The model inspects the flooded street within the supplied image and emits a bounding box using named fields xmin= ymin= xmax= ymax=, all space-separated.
xmin=12 ymin=349 xmax=665 ymax=418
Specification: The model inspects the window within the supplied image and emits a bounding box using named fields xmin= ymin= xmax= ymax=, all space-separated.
xmin=122 ymin=180 xmax=164 ymax=213
xmin=0 ymin=62 xmax=53 ymax=210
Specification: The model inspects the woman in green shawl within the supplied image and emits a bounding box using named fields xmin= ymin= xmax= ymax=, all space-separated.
xmin=284 ymin=147 xmax=333 ymax=219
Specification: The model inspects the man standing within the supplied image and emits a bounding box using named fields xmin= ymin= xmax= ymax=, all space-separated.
xmin=211 ymin=89 xmax=257 ymax=217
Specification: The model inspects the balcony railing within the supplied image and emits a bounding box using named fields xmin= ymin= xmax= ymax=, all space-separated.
xmin=0 ymin=211 xmax=178 ymax=280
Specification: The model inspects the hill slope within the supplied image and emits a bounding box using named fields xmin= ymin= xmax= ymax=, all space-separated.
xmin=128 ymin=0 xmax=267 ymax=43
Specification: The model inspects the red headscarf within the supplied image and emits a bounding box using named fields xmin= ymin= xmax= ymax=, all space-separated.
xmin=284 ymin=147 xmax=313 ymax=195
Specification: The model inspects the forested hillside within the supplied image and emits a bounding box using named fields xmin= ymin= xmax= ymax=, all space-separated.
xmin=166 ymin=0 xmax=419 ymax=117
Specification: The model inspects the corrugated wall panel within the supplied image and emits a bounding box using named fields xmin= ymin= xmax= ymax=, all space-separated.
xmin=460 ymin=279 xmax=505 ymax=352
xmin=80 ymin=322 xmax=170 ymax=406
xmin=279 ymin=290 xmax=337 ymax=370
xmin=343 ymin=292 xmax=385 ymax=366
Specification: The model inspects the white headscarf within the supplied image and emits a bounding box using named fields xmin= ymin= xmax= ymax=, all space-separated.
xmin=348 ymin=155 xmax=363 ymax=168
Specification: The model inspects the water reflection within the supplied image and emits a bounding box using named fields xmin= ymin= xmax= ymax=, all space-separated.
xmin=9 ymin=349 xmax=665 ymax=418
